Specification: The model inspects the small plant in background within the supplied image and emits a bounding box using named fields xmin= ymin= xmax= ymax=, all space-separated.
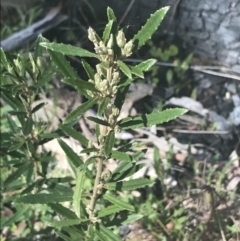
xmin=1 ymin=6 xmax=189 ymax=240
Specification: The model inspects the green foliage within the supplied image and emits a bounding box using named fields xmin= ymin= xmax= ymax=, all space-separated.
xmin=0 ymin=6 xmax=193 ymax=241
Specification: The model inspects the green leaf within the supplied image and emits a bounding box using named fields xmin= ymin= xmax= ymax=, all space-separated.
xmin=98 ymin=223 xmax=122 ymax=241
xmin=23 ymin=116 xmax=33 ymax=136
xmin=104 ymin=193 xmax=135 ymax=212
xmin=1 ymin=206 xmax=29 ymax=228
xmin=104 ymin=130 xmax=115 ymax=157
xmin=33 ymin=35 xmax=44 ymax=59
xmin=32 ymin=102 xmax=46 ymax=113
xmin=107 ymin=7 xmax=117 ymax=21
xmin=1 ymin=92 xmax=24 ymax=110
xmin=16 ymin=192 xmax=74 ymax=203
xmin=50 ymin=219 xmax=88 ymax=228
xmin=98 ymin=97 xmax=110 ymax=116
xmin=97 ymin=205 xmax=125 ymax=218
xmin=0 ymin=48 xmax=11 ymax=70
xmin=132 ymin=7 xmax=169 ymax=50
xmin=59 ymin=124 xmax=89 ymax=147
xmin=117 ymin=60 xmax=132 ymax=80
xmin=95 ymin=229 xmax=108 ymax=241
xmin=80 ymin=147 xmax=98 ymax=154
xmin=4 ymin=162 xmax=30 ymax=186
xmin=103 ymin=20 xmax=114 ymax=43
xmin=62 ymin=78 xmax=97 ymax=98
xmin=104 ymin=178 xmax=153 ymax=191
xmin=136 ymin=58 xmax=157 ymax=72
xmin=112 ymin=163 xmax=145 ymax=182
xmin=130 ymin=66 xmax=144 ymax=78
xmin=48 ymin=204 xmax=78 ymax=219
xmin=64 ymin=97 xmax=98 ymax=124
xmin=73 ymin=157 xmax=95 ymax=218
xmin=81 ymin=60 xmax=95 ymax=80
xmin=111 ymin=150 xmax=132 ymax=162
xmin=58 ymin=138 xmax=84 ymax=169
xmin=87 ymin=116 xmax=110 ymax=126
xmin=6 ymin=113 xmax=19 ymax=134
xmin=40 ymin=42 xmax=98 ymax=58
xmin=118 ymin=108 xmax=188 ymax=129
xmin=114 ymin=82 xmax=130 ymax=110
xmin=121 ymin=214 xmax=143 ymax=225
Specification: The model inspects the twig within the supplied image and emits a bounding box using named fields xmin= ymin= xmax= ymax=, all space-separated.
xmin=119 ymin=0 xmax=136 ymax=25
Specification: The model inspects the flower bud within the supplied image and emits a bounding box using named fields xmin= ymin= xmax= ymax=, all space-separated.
xmin=124 ymin=40 xmax=134 ymax=56
xmin=88 ymin=27 xmax=99 ymax=44
xmin=116 ymin=30 xmax=126 ymax=48
xmin=112 ymin=71 xmax=119 ymax=83
xmin=107 ymin=34 xmax=114 ymax=48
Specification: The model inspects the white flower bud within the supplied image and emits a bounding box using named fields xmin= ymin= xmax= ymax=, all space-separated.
xmin=107 ymin=34 xmax=114 ymax=48
xmin=124 ymin=40 xmax=134 ymax=56
xmin=112 ymin=71 xmax=119 ymax=83
xmin=116 ymin=30 xmax=126 ymax=48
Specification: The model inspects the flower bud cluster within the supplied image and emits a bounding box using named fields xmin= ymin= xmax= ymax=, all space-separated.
xmin=105 ymin=103 xmax=119 ymax=126
xmin=116 ymin=30 xmax=134 ymax=58
xmin=88 ymin=28 xmax=114 ymax=62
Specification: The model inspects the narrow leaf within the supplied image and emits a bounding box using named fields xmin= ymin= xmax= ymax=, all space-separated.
xmin=73 ymin=157 xmax=95 ymax=218
xmin=64 ymin=97 xmax=98 ymax=124
xmin=132 ymin=7 xmax=169 ymax=50
xmin=112 ymin=163 xmax=145 ymax=182
xmin=104 ymin=178 xmax=153 ymax=191
xmin=1 ymin=92 xmax=24 ymax=110
xmin=16 ymin=192 xmax=73 ymax=203
xmin=121 ymin=214 xmax=143 ymax=225
xmin=107 ymin=7 xmax=117 ymax=21
xmin=32 ymin=102 xmax=46 ymax=113
xmin=48 ymin=204 xmax=77 ymax=219
xmin=82 ymin=60 xmax=94 ymax=79
xmin=104 ymin=193 xmax=135 ymax=212
xmin=117 ymin=60 xmax=132 ymax=80
xmin=87 ymin=116 xmax=110 ymax=126
xmin=0 ymin=48 xmax=11 ymax=70
xmin=114 ymin=82 xmax=130 ymax=110
xmin=136 ymin=58 xmax=157 ymax=72
xmin=104 ymin=130 xmax=115 ymax=157
xmin=50 ymin=219 xmax=87 ymax=228
xmin=102 ymin=20 xmax=114 ymax=43
xmin=118 ymin=108 xmax=188 ymax=129
xmin=59 ymin=124 xmax=89 ymax=147
xmin=111 ymin=150 xmax=132 ymax=162
xmin=98 ymin=223 xmax=122 ymax=241
xmin=58 ymin=138 xmax=84 ymax=169
xmin=4 ymin=162 xmax=30 ymax=186
xmin=97 ymin=205 xmax=125 ymax=218
xmin=40 ymin=42 xmax=98 ymax=58
xmin=130 ymin=66 xmax=144 ymax=78
xmin=6 ymin=113 xmax=19 ymax=134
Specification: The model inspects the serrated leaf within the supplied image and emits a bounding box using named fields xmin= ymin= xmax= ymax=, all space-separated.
xmin=104 ymin=178 xmax=153 ymax=191
xmin=59 ymin=124 xmax=88 ymax=147
xmin=58 ymin=138 xmax=84 ymax=170
xmin=50 ymin=219 xmax=87 ymax=228
xmin=132 ymin=149 xmax=147 ymax=162
xmin=107 ymin=7 xmax=117 ymax=21
xmin=73 ymin=157 xmax=95 ymax=218
xmin=95 ymin=229 xmax=108 ymax=241
xmin=40 ymin=42 xmax=98 ymax=58
xmin=0 ymin=48 xmax=11 ymax=70
xmin=104 ymin=130 xmax=115 ymax=157
xmin=64 ymin=97 xmax=98 ymax=124
xmin=33 ymin=35 xmax=43 ymax=59
xmin=6 ymin=113 xmax=19 ymax=134
xmin=114 ymin=82 xmax=130 ymax=110
xmin=98 ymin=97 xmax=110 ymax=116
xmin=136 ymin=58 xmax=157 ymax=72
xmin=104 ymin=193 xmax=135 ymax=212
xmin=87 ymin=116 xmax=110 ymax=126
xmin=130 ymin=66 xmax=144 ymax=78
xmin=98 ymin=223 xmax=122 ymax=241
xmin=23 ymin=116 xmax=33 ymax=136
xmin=132 ymin=7 xmax=169 ymax=50
xmin=16 ymin=192 xmax=74 ymax=203
xmin=112 ymin=163 xmax=145 ymax=182
xmin=32 ymin=102 xmax=46 ymax=113
xmin=117 ymin=60 xmax=132 ymax=80
xmin=4 ymin=162 xmax=30 ymax=186
xmin=55 ymin=231 xmax=78 ymax=241
xmin=97 ymin=205 xmax=125 ymax=218
xmin=111 ymin=150 xmax=132 ymax=162
xmin=103 ymin=20 xmax=114 ymax=43
xmin=81 ymin=60 xmax=94 ymax=79
xmin=48 ymin=204 xmax=77 ymax=219
xmin=118 ymin=108 xmax=187 ymax=130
